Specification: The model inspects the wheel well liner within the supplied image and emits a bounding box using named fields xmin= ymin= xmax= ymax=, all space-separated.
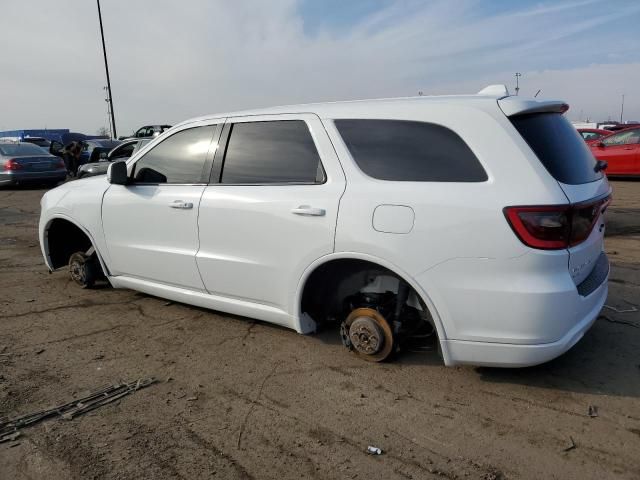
xmin=46 ymin=218 xmax=94 ymax=270
xmin=300 ymin=258 xmax=435 ymax=329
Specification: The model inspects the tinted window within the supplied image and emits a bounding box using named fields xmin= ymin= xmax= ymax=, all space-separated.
xmin=510 ymin=113 xmax=602 ymax=184
xmin=221 ymin=121 xmax=324 ymax=184
xmin=0 ymin=143 xmax=48 ymax=156
xmin=335 ymin=119 xmax=487 ymax=182
xmin=602 ymin=129 xmax=640 ymax=146
xmin=581 ymin=131 xmax=602 ymax=140
xmin=110 ymin=143 xmax=135 ymax=160
xmin=133 ymin=126 xmax=215 ymax=184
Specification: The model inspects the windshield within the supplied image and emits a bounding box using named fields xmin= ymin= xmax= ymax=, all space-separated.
xmin=510 ymin=113 xmax=603 ymax=185
xmin=0 ymin=143 xmax=49 ymax=156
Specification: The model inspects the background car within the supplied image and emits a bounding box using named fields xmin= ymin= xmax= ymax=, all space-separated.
xmin=77 ymin=138 xmax=151 ymax=178
xmin=49 ymin=138 xmax=122 ymax=166
xmin=589 ymin=126 xmax=640 ymax=176
xmin=577 ymin=128 xmax=611 ymax=143
xmin=22 ymin=136 xmax=52 ymax=149
xmin=119 ymin=125 xmax=171 ymax=140
xmin=0 ymin=142 xmax=66 ymax=187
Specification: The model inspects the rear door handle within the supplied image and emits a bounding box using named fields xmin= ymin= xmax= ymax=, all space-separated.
xmin=291 ymin=205 xmax=326 ymax=216
xmin=170 ymin=200 xmax=193 ymax=209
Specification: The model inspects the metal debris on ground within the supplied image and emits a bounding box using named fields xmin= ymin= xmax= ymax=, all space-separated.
xmin=588 ymin=405 xmax=598 ymax=418
xmin=0 ymin=377 xmax=156 ymax=443
xmin=367 ymin=445 xmax=383 ymax=455
xmin=603 ymin=304 xmax=638 ymax=314
xmin=599 ymin=314 xmax=639 ymax=329
xmin=563 ymin=436 xmax=577 ymax=452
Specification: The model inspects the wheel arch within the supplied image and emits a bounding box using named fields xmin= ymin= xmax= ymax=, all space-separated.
xmin=42 ymin=214 xmax=110 ymax=276
xmin=294 ymin=252 xmax=450 ymax=361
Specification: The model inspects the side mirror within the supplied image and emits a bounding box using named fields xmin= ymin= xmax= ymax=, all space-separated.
xmin=597 ymin=141 xmax=606 ymax=148
xmin=594 ymin=160 xmax=608 ymax=172
xmin=107 ymin=161 xmax=129 ymax=185
xmin=99 ymin=152 xmax=108 ymax=160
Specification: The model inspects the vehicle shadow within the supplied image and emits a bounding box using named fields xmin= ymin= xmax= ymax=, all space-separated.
xmin=477 ymin=314 xmax=639 ymax=399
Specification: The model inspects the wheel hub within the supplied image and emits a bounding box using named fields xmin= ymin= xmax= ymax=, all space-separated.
xmin=342 ymin=307 xmax=394 ymax=362
xmin=69 ymin=259 xmax=85 ymax=283
xmin=349 ymin=317 xmax=384 ymax=355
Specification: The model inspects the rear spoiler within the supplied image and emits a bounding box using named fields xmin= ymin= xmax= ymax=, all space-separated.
xmin=476 ymin=84 xmax=569 ymax=117
xmin=498 ymin=97 xmax=569 ymax=117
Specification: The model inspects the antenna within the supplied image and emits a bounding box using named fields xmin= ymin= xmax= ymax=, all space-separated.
xmin=514 ymin=72 xmax=522 ymax=96
xmin=534 ymin=89 xmax=541 ymax=98
xmin=620 ymin=94 xmax=625 ymax=123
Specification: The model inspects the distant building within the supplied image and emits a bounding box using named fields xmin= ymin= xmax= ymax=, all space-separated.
xmin=0 ymin=129 xmax=69 ymax=142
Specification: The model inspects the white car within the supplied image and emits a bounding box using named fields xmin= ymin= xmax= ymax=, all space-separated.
xmin=39 ymin=86 xmax=611 ymax=367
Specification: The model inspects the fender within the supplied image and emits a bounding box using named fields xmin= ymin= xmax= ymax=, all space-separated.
xmin=293 ymin=251 xmax=452 ymax=365
xmin=41 ymin=213 xmax=112 ymax=278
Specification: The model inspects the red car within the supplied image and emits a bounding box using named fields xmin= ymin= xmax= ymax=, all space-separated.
xmin=589 ymin=126 xmax=640 ymax=176
xmin=577 ymin=128 xmax=611 ymax=143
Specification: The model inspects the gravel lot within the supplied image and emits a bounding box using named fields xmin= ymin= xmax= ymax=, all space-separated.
xmin=1 ymin=180 xmax=639 ymax=479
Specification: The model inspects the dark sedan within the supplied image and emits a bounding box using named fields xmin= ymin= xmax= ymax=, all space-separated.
xmin=0 ymin=143 xmax=67 ymax=187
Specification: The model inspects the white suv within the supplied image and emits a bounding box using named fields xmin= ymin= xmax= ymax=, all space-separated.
xmin=39 ymin=86 xmax=611 ymax=367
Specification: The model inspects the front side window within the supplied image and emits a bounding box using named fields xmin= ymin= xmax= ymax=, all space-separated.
xmin=602 ymin=129 xmax=640 ymax=146
xmin=132 ymin=125 xmax=215 ymax=184
xmin=220 ymin=120 xmax=325 ymax=184
xmin=581 ymin=131 xmax=601 ymax=140
xmin=335 ymin=119 xmax=487 ymax=182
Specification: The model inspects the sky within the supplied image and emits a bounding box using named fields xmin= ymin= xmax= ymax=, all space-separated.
xmin=1 ymin=0 xmax=639 ymax=135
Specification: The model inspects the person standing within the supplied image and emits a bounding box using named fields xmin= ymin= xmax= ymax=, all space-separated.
xmin=63 ymin=142 xmax=83 ymax=177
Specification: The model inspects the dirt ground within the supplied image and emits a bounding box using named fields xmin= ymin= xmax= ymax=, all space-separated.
xmin=0 ymin=180 xmax=639 ymax=480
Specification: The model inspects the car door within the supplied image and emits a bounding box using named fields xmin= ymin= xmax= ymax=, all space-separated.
xmin=196 ymin=114 xmax=346 ymax=320
xmin=102 ymin=122 xmax=222 ymax=290
xmin=592 ymin=129 xmax=640 ymax=175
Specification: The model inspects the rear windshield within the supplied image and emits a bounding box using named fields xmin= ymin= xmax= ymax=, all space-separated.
xmin=0 ymin=143 xmax=48 ymax=156
xmin=510 ymin=113 xmax=602 ymax=185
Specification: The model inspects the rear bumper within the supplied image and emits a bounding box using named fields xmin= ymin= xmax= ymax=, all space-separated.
xmin=439 ymin=265 xmax=608 ymax=367
xmin=0 ymin=170 xmax=67 ymax=185
xmin=414 ymin=250 xmax=609 ymax=367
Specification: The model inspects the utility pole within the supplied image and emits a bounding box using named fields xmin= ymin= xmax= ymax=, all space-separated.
xmin=103 ymin=86 xmax=112 ymax=138
xmin=515 ymin=72 xmax=521 ymax=96
xmin=620 ymin=94 xmax=625 ymax=124
xmin=97 ymin=0 xmax=117 ymax=139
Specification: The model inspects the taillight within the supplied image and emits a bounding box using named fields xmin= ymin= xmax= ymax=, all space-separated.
xmin=3 ymin=159 xmax=22 ymax=171
xmin=504 ymin=195 xmax=610 ymax=250
xmin=56 ymin=159 xmax=66 ymax=169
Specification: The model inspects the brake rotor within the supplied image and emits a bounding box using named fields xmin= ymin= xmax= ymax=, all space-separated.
xmin=343 ymin=307 xmax=394 ymax=362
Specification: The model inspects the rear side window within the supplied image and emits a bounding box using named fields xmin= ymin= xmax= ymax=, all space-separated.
xmin=334 ymin=119 xmax=487 ymax=182
xmin=133 ymin=125 xmax=215 ymax=184
xmin=221 ymin=121 xmax=325 ymax=184
xmin=510 ymin=113 xmax=602 ymax=184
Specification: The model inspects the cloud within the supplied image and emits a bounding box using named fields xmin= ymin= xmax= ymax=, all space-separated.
xmin=0 ymin=0 xmax=638 ymax=134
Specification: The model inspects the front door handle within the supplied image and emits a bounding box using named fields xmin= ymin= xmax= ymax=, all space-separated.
xmin=170 ymin=200 xmax=193 ymax=209
xmin=291 ymin=205 xmax=326 ymax=216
